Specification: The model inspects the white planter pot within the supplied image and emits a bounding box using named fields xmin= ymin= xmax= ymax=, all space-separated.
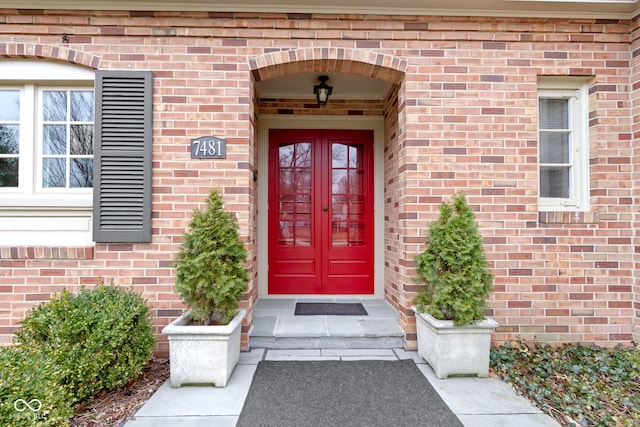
xmin=412 ymin=306 xmax=497 ymax=379
xmin=162 ymin=309 xmax=246 ymax=387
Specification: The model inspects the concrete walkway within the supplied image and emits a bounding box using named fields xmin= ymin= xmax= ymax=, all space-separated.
xmin=125 ymin=348 xmax=561 ymax=427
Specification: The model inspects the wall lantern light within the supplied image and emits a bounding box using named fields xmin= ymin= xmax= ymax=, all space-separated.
xmin=313 ymin=75 xmax=333 ymax=105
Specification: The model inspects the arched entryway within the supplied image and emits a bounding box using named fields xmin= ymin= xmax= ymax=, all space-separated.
xmin=249 ymin=47 xmax=406 ymax=300
xmin=246 ymin=48 xmax=413 ymax=349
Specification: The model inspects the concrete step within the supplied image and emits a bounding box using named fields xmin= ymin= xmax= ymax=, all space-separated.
xmin=249 ymin=315 xmax=404 ymax=349
xmin=249 ymin=298 xmax=405 ymax=350
xmin=250 ymin=334 xmax=404 ymax=350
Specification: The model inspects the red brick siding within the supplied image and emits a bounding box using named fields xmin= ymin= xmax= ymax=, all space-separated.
xmin=258 ymin=98 xmax=384 ymax=116
xmin=630 ymin=15 xmax=640 ymax=343
xmin=0 ymin=9 xmax=637 ymax=351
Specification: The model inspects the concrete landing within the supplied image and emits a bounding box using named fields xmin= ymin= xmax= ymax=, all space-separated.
xmin=125 ymin=348 xmax=561 ymax=427
xmin=250 ymin=298 xmax=404 ymax=349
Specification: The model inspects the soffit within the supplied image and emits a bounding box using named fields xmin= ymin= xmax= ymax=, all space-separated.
xmin=1 ymin=0 xmax=639 ymax=19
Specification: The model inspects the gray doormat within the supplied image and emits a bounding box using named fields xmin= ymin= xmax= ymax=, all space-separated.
xmin=294 ymin=302 xmax=368 ymax=316
xmin=237 ymin=360 xmax=464 ymax=427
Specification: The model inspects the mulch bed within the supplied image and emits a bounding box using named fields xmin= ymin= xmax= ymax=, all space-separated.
xmin=70 ymin=358 xmax=170 ymax=427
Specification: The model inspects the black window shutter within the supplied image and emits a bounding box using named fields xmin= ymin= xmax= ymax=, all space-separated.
xmin=93 ymin=70 xmax=153 ymax=243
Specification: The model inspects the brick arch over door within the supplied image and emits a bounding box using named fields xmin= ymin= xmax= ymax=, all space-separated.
xmin=0 ymin=42 xmax=101 ymax=69
xmin=249 ymin=47 xmax=406 ymax=84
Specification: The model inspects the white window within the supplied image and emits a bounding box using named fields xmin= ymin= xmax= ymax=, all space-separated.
xmin=0 ymin=60 xmax=95 ymax=245
xmin=0 ymin=85 xmax=94 ymax=194
xmin=40 ymin=88 xmax=94 ymax=189
xmin=0 ymin=89 xmax=20 ymax=188
xmin=538 ymin=79 xmax=589 ymax=211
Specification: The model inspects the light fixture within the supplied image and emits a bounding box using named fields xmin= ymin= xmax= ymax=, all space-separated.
xmin=313 ymin=75 xmax=333 ymax=105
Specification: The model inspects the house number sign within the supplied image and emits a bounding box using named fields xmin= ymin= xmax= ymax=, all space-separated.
xmin=190 ymin=136 xmax=226 ymax=159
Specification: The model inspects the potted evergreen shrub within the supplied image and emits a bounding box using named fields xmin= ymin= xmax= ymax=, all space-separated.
xmin=163 ymin=189 xmax=249 ymax=387
xmin=411 ymin=193 xmax=497 ymax=378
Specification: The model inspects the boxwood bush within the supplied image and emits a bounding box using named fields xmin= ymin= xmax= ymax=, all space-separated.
xmin=0 ymin=346 xmax=74 ymax=426
xmin=0 ymin=282 xmax=154 ymax=426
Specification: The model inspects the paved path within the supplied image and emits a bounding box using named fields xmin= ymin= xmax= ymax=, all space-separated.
xmin=125 ymin=348 xmax=561 ymax=427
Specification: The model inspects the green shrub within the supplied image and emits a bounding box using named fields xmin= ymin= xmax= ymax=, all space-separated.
xmin=174 ymin=189 xmax=249 ymax=325
xmin=0 ymin=346 xmax=74 ymax=426
xmin=16 ymin=282 xmax=154 ymax=403
xmin=413 ymin=193 xmax=493 ymax=326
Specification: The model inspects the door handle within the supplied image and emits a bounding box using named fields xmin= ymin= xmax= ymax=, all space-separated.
xmin=323 ymin=206 xmax=328 ymax=212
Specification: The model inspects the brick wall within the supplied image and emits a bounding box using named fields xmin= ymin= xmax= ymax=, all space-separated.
xmin=630 ymin=15 xmax=640 ymax=344
xmin=0 ymin=9 xmax=638 ymax=352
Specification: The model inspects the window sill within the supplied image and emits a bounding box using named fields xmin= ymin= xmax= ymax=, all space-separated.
xmin=0 ymin=195 xmax=92 ymax=210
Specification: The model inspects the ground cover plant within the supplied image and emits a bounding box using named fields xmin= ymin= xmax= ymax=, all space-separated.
xmin=491 ymin=341 xmax=639 ymax=427
xmin=0 ymin=282 xmax=154 ymax=426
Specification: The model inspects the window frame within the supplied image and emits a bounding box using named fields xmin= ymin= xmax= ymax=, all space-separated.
xmin=37 ymin=86 xmax=95 ymax=193
xmin=0 ymin=60 xmax=94 ymax=209
xmin=537 ymin=78 xmax=590 ymax=212
xmin=0 ymin=86 xmax=24 ymax=193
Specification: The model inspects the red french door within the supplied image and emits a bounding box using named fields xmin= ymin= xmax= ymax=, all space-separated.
xmin=268 ymin=129 xmax=374 ymax=294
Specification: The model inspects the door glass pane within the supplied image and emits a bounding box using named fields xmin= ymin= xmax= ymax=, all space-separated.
xmin=349 ymin=169 xmax=364 ymax=194
xmin=296 ymin=195 xmax=311 ymax=220
xmin=295 ymin=142 xmax=311 ymax=167
xmin=332 ymin=221 xmax=348 ymax=247
xmin=540 ymin=166 xmax=570 ymax=198
xmin=332 ymin=170 xmax=347 ymax=194
xmin=43 ymin=158 xmax=66 ymax=188
xmin=279 ymin=144 xmax=294 ymax=167
xmin=540 ymin=132 xmax=569 ymax=164
xmin=279 ymin=194 xmax=295 ymax=221
xmin=349 ymin=222 xmax=365 ymax=246
xmin=278 ymin=221 xmax=294 ymax=245
xmin=349 ymin=196 xmax=365 ymax=220
xmin=332 ymin=195 xmax=347 ymax=221
xmin=278 ymin=142 xmax=313 ymax=247
xmin=294 ymin=221 xmax=311 ymax=246
xmin=539 ymin=99 xmax=568 ymax=129
xmin=279 ymin=169 xmax=294 ymax=193
xmin=295 ymin=169 xmax=311 ymax=193
xmin=332 ymin=143 xmax=348 ymax=168
xmin=331 ymin=142 xmax=366 ymax=247
xmin=349 ymin=145 xmax=363 ymax=168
